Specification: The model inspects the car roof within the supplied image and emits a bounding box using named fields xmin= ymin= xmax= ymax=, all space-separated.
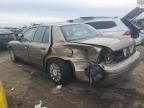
xmin=32 ymin=22 xmax=82 ymax=27
xmin=82 ymin=18 xmax=113 ymax=23
xmin=72 ymin=17 xmax=113 ymax=23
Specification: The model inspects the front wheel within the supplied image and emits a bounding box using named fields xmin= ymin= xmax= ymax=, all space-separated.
xmin=9 ymin=48 xmax=18 ymax=62
xmin=47 ymin=59 xmax=73 ymax=85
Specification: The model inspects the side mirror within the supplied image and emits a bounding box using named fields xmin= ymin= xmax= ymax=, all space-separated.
xmin=14 ymin=33 xmax=23 ymax=41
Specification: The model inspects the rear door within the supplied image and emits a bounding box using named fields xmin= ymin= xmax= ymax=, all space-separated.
xmin=28 ymin=26 xmax=51 ymax=66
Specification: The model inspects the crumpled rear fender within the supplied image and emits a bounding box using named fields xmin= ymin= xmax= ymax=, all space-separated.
xmin=45 ymin=43 xmax=102 ymax=80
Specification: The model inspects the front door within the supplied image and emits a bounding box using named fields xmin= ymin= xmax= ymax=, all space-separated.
xmin=15 ymin=27 xmax=37 ymax=62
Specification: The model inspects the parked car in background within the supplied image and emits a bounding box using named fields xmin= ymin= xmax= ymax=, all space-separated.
xmin=8 ymin=23 xmax=140 ymax=85
xmin=122 ymin=7 xmax=144 ymax=45
xmin=5 ymin=27 xmax=23 ymax=35
xmin=0 ymin=28 xmax=14 ymax=50
xmin=68 ymin=17 xmax=132 ymax=37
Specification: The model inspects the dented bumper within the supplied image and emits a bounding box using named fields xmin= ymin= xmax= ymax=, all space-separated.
xmin=101 ymin=51 xmax=140 ymax=84
xmin=74 ymin=51 xmax=140 ymax=84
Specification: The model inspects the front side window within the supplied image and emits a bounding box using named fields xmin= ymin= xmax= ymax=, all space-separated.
xmin=33 ymin=27 xmax=47 ymax=43
xmin=23 ymin=28 xmax=37 ymax=41
xmin=61 ymin=24 xmax=100 ymax=41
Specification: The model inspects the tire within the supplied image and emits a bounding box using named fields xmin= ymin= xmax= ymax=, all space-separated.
xmin=9 ymin=48 xmax=18 ymax=62
xmin=47 ymin=59 xmax=73 ymax=85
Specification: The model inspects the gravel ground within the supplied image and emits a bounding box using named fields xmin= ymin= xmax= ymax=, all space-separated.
xmin=0 ymin=46 xmax=144 ymax=108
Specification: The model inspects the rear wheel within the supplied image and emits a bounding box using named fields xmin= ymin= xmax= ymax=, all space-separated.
xmin=9 ymin=48 xmax=18 ymax=62
xmin=47 ymin=59 xmax=73 ymax=85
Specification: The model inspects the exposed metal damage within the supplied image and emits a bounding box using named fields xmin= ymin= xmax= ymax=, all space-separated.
xmin=85 ymin=65 xmax=107 ymax=84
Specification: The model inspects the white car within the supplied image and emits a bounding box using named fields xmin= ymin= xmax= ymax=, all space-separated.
xmin=71 ymin=17 xmax=132 ymax=38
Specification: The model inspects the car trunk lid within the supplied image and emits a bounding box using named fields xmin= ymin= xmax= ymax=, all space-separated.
xmin=71 ymin=36 xmax=134 ymax=51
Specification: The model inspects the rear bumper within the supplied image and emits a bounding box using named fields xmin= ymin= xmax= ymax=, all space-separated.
xmin=100 ymin=51 xmax=140 ymax=84
xmin=74 ymin=51 xmax=140 ymax=84
xmin=80 ymin=51 xmax=140 ymax=84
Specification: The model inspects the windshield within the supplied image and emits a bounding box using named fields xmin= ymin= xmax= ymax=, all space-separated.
xmin=61 ymin=24 xmax=101 ymax=41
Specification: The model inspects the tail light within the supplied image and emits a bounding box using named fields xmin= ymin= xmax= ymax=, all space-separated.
xmin=123 ymin=31 xmax=131 ymax=37
xmin=99 ymin=48 xmax=114 ymax=64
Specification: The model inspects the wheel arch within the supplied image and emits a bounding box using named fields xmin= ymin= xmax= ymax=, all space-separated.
xmin=45 ymin=57 xmax=75 ymax=76
xmin=8 ymin=45 xmax=12 ymax=51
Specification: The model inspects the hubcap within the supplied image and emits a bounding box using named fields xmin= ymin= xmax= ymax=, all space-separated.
xmin=49 ymin=63 xmax=61 ymax=82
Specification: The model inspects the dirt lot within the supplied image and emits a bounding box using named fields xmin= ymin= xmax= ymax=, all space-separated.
xmin=0 ymin=45 xmax=144 ymax=108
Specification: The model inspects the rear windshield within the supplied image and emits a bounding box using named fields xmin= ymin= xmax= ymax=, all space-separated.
xmin=132 ymin=12 xmax=144 ymax=28
xmin=87 ymin=21 xmax=117 ymax=29
xmin=133 ymin=12 xmax=144 ymax=21
xmin=61 ymin=24 xmax=101 ymax=41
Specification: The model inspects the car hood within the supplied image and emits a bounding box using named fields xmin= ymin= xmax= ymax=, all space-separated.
xmin=71 ymin=35 xmax=134 ymax=51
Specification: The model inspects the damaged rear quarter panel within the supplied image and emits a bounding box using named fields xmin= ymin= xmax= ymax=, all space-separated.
xmin=45 ymin=43 xmax=102 ymax=81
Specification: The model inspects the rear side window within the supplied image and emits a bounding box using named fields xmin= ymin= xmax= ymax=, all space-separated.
xmin=42 ymin=27 xmax=49 ymax=43
xmin=33 ymin=27 xmax=46 ymax=43
xmin=87 ymin=21 xmax=117 ymax=29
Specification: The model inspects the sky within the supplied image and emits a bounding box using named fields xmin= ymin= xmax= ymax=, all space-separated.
xmin=0 ymin=0 xmax=137 ymax=27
